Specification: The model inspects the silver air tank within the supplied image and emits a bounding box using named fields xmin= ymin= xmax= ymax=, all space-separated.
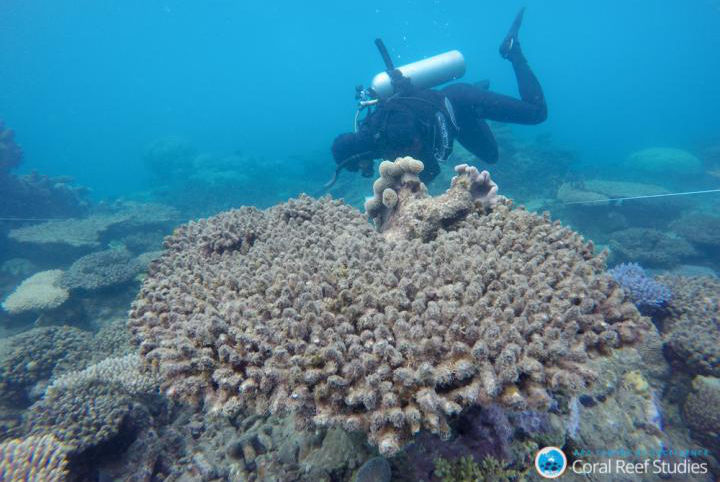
xmin=370 ymin=50 xmax=466 ymax=99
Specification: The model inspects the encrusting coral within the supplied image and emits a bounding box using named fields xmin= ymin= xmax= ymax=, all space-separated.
xmin=129 ymin=158 xmax=648 ymax=455
xmin=0 ymin=434 xmax=69 ymax=482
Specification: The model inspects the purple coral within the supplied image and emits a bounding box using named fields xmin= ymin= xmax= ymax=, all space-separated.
xmin=608 ymin=262 xmax=671 ymax=313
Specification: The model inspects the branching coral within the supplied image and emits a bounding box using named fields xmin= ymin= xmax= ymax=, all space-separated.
xmin=129 ymin=159 xmax=647 ymax=455
xmin=607 ymin=263 xmax=671 ymax=314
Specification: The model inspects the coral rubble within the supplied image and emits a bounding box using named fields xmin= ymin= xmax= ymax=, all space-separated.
xmin=129 ymin=158 xmax=648 ymax=456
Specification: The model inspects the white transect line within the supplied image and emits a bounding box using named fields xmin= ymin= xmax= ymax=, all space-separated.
xmin=562 ymin=188 xmax=720 ymax=205
xmin=0 ymin=218 xmax=67 ymax=222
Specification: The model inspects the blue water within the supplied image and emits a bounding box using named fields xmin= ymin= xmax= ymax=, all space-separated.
xmin=1 ymin=0 xmax=719 ymax=199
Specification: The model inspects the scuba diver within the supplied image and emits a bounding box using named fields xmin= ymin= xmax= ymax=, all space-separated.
xmin=328 ymin=8 xmax=547 ymax=186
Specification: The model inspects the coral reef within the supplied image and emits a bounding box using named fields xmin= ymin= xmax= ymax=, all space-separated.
xmin=0 ymin=326 xmax=93 ymax=405
xmin=671 ymin=213 xmax=720 ymax=254
xmin=557 ymin=180 xmax=670 ymax=205
xmin=24 ymin=379 xmax=134 ymax=455
xmin=0 ymin=258 xmax=36 ymax=278
xmin=60 ymin=247 xmax=142 ymax=291
xmin=0 ymin=434 xmax=69 ymax=481
xmin=8 ymin=214 xmax=127 ymax=249
xmin=356 ymin=456 xmax=392 ymax=482
xmin=608 ymin=228 xmax=697 ymax=269
xmin=658 ymin=275 xmax=720 ymax=377
xmin=433 ymin=455 xmax=522 ymax=482
xmin=0 ymin=120 xmax=89 ymax=220
xmin=554 ymin=179 xmax=690 ymax=240
xmin=684 ymin=376 xmax=720 ymax=451
xmin=91 ymin=317 xmax=133 ymax=360
xmin=46 ymin=353 xmax=158 ymax=397
xmin=119 ymin=229 xmax=166 ymax=254
xmin=8 ymin=202 xmax=178 ymax=249
xmin=624 ymin=147 xmax=703 ymax=178
xmin=143 ymin=136 xmax=197 ymax=181
xmin=365 ymin=158 xmax=499 ymax=241
xmin=452 ymin=126 xmax=576 ymax=202
xmin=0 ymin=121 xmax=22 ymax=174
xmin=607 ymin=263 xmax=671 ymax=314
xmin=129 ymin=159 xmax=648 ymax=456
xmin=2 ymin=270 xmax=69 ymax=315
xmin=0 ymin=171 xmax=90 ymax=220
xmin=24 ymin=354 xmax=158 ymax=455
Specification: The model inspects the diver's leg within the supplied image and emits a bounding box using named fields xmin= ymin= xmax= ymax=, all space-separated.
xmin=442 ymin=9 xmax=546 ymax=125
xmin=499 ymin=8 xmax=547 ymax=122
xmin=505 ymin=42 xmax=546 ymax=118
xmin=443 ymin=82 xmax=543 ymax=126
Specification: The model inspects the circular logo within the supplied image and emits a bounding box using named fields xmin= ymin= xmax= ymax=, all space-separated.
xmin=534 ymin=446 xmax=567 ymax=479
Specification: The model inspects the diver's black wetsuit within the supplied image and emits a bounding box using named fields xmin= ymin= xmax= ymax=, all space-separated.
xmin=331 ymin=21 xmax=547 ymax=185
xmin=442 ymin=45 xmax=547 ymax=167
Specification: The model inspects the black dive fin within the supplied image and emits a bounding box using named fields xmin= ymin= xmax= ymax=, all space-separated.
xmin=499 ymin=7 xmax=525 ymax=59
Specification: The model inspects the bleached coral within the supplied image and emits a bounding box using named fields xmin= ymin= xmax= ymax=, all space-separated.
xmin=0 ymin=434 xmax=68 ymax=482
xmin=2 ymin=270 xmax=69 ymax=315
xmin=129 ymin=164 xmax=647 ymax=455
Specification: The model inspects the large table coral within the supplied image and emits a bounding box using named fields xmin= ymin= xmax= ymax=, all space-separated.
xmin=129 ymin=158 xmax=648 ymax=455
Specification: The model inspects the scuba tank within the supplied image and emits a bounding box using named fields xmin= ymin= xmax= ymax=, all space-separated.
xmin=369 ymin=50 xmax=466 ymax=99
xmin=354 ymin=39 xmax=465 ymax=131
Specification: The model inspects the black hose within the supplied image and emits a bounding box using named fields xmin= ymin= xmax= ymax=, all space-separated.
xmin=322 ymin=151 xmax=376 ymax=189
xmin=374 ymin=38 xmax=395 ymax=71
